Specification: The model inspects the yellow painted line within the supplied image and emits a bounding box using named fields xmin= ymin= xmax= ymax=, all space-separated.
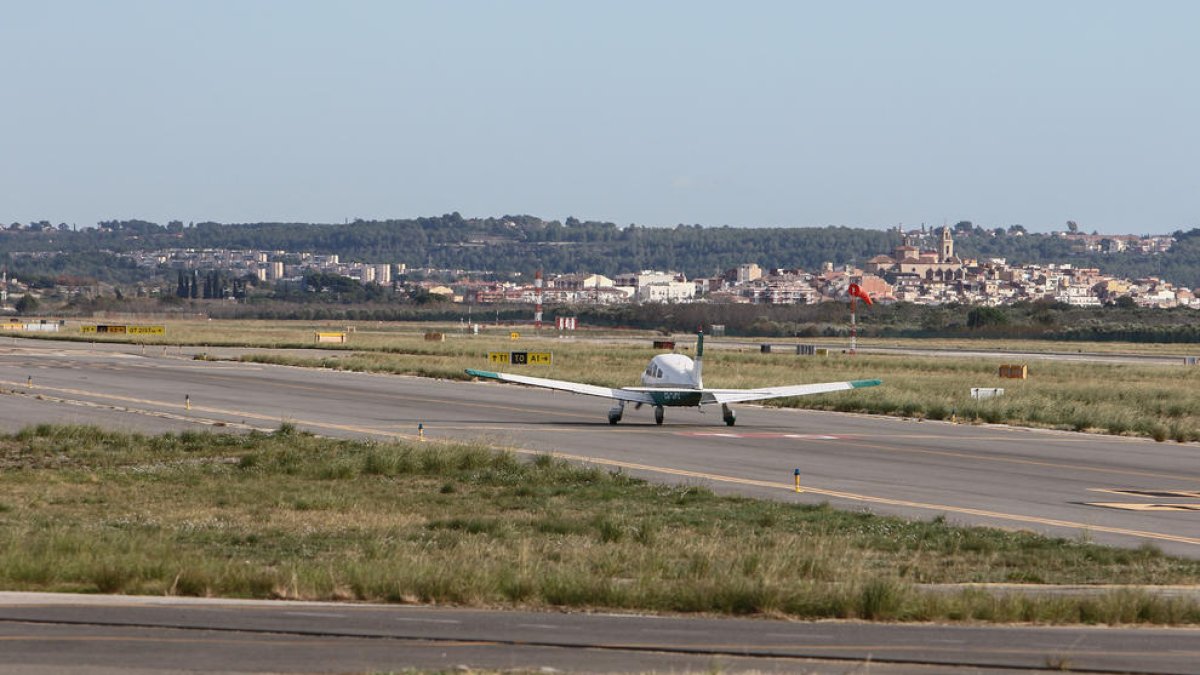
xmin=1 ymin=389 xmax=266 ymax=432
xmin=1087 ymin=503 xmax=1200 ymax=512
xmin=8 ymin=377 xmax=1200 ymax=548
xmin=1090 ymin=488 xmax=1200 ymax=499
xmin=0 ymin=379 xmax=419 ymax=440
xmin=177 ymin=365 xmax=602 ymax=421
xmin=44 ymin=365 xmax=602 ymax=423
xmin=512 ymin=448 xmax=1200 ymax=549
xmin=839 ymin=436 xmax=1200 ymax=484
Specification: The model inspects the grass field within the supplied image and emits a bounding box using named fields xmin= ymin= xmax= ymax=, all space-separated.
xmin=19 ymin=319 xmax=1200 ymax=440
xmin=4 ymin=424 xmax=1200 ymax=625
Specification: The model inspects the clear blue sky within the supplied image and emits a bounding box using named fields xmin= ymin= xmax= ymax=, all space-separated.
xmin=2 ymin=1 xmax=1197 ymax=233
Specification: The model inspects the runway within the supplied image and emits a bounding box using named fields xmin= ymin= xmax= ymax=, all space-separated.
xmin=4 ymin=338 xmax=1200 ymax=672
xmin=2 ymin=592 xmax=1200 ymax=674
xmin=2 ymin=338 xmax=1200 ymax=556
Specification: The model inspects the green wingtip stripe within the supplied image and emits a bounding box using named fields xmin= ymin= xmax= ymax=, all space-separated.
xmin=850 ymin=379 xmax=883 ymax=388
xmin=465 ymin=369 xmax=499 ymax=379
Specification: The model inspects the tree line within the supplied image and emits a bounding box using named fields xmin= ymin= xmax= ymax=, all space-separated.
xmin=3 ymin=214 xmax=1199 ymax=288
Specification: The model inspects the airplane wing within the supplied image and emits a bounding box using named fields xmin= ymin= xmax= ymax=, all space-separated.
xmin=701 ymin=378 xmax=882 ymax=405
xmin=465 ymin=369 xmax=657 ymax=404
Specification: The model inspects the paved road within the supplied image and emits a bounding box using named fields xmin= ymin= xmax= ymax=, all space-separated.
xmin=2 ymin=592 xmax=1199 ymax=674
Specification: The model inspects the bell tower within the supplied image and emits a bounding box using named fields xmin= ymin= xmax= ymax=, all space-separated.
xmin=940 ymin=226 xmax=954 ymax=262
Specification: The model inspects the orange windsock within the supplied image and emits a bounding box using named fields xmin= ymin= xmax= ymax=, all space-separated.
xmin=848 ymin=283 xmax=873 ymax=306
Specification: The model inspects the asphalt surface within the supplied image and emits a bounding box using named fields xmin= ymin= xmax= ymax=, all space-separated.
xmin=2 ymin=592 xmax=1200 ymax=674
xmin=3 ymin=337 xmax=1200 ymax=673
xmin=3 ymin=338 xmax=1199 ymax=555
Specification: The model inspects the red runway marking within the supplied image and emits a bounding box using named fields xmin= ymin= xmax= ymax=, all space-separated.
xmin=675 ymin=432 xmax=843 ymax=440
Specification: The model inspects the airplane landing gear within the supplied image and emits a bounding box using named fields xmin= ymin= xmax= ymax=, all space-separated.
xmin=654 ymin=405 xmax=665 ymax=425
xmin=608 ymin=402 xmax=625 ymax=425
xmin=722 ymin=404 xmax=736 ymax=426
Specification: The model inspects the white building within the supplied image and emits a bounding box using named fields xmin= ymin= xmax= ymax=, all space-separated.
xmin=615 ymin=270 xmax=678 ymax=289
xmin=636 ymin=280 xmax=696 ymax=303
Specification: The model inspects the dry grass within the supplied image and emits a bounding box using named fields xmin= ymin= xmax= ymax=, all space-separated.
xmin=2 ymin=425 xmax=1200 ymax=624
xmin=35 ymin=317 xmax=1200 ymax=355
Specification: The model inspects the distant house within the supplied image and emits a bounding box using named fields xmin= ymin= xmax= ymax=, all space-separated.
xmin=551 ymin=273 xmax=614 ymax=291
xmin=636 ymin=280 xmax=695 ymax=303
xmin=427 ymin=285 xmax=455 ymax=299
xmin=863 ymin=255 xmax=895 ymax=274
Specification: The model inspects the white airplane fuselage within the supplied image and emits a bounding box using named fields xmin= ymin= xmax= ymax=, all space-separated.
xmin=640 ymin=353 xmax=698 ymax=389
xmin=623 ymin=353 xmax=708 ymax=419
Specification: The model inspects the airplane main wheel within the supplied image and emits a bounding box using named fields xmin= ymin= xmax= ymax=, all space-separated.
xmin=722 ymin=405 xmax=736 ymax=426
xmin=654 ymin=406 xmax=664 ymax=425
xmin=608 ymin=404 xmax=624 ymax=425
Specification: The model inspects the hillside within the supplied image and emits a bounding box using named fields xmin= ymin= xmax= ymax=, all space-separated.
xmin=4 ymin=216 xmax=1198 ymax=288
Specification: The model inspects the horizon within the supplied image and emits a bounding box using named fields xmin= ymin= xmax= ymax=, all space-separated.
xmin=15 ymin=215 xmax=1188 ymax=239
xmin=3 ymin=2 xmax=1198 ymax=234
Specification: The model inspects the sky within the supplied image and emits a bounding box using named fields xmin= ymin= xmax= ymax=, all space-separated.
xmin=2 ymin=1 xmax=1197 ymax=234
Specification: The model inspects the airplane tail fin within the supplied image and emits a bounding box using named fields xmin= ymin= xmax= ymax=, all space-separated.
xmin=693 ymin=329 xmax=704 ymax=389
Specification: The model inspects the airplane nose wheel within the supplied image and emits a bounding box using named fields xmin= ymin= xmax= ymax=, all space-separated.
xmin=654 ymin=405 xmax=664 ymax=425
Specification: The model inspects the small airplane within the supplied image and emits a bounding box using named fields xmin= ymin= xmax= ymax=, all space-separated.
xmin=465 ymin=331 xmax=881 ymax=426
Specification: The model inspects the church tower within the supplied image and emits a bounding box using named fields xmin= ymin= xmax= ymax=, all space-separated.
xmin=939 ymin=226 xmax=954 ymax=262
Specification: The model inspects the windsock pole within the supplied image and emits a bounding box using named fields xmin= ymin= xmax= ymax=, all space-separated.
xmin=850 ymin=296 xmax=857 ymax=355
xmin=847 ymin=283 xmax=872 ymax=356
